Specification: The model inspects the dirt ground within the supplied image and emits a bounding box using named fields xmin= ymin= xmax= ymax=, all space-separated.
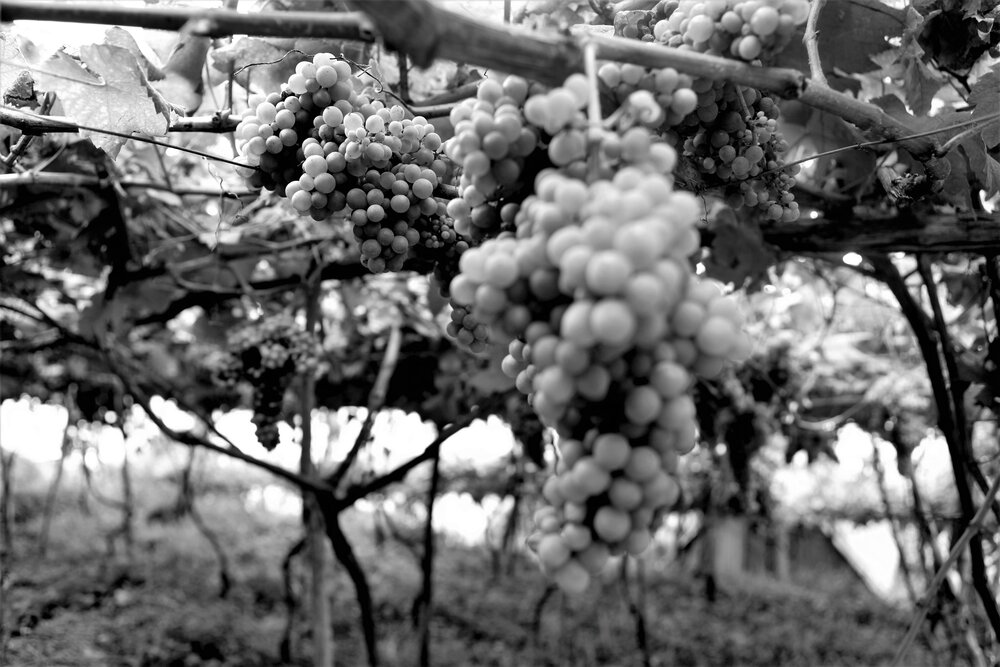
xmin=1 ymin=468 xmax=939 ymax=667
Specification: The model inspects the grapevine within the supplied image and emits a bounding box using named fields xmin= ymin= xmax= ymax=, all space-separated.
xmin=213 ymin=314 xmax=323 ymax=450
xmin=446 ymin=122 xmax=751 ymax=591
xmin=601 ymin=0 xmax=809 ymax=221
xmin=233 ymin=53 xmax=455 ymax=273
xmin=225 ymin=12 xmax=808 ymax=590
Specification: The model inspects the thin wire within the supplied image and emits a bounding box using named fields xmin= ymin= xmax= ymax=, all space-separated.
xmin=762 ymin=110 xmax=1000 ymax=176
xmin=1 ymin=105 xmax=257 ymax=170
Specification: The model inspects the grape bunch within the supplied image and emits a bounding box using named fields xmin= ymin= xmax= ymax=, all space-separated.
xmin=672 ymin=86 xmax=800 ymax=220
xmin=444 ymin=75 xmax=542 ymax=241
xmin=213 ymin=315 xmax=323 ymax=450
xmin=651 ymin=0 xmax=810 ymax=63
xmin=445 ymin=133 xmax=750 ymax=591
xmin=412 ymin=214 xmax=471 ymax=296
xmin=521 ymin=75 xmax=592 ymax=175
xmin=597 ymin=62 xmax=700 ymax=129
xmin=444 ymin=126 xmax=681 ymax=355
xmin=598 ymin=1 xmax=807 ymax=220
xmin=235 ymin=54 xmax=357 ymax=202
xmin=234 ymin=54 xmax=457 ymax=272
xmin=614 ymin=8 xmax=659 ymax=40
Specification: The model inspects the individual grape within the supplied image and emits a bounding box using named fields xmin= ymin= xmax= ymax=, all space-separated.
xmin=290 ymin=189 xmax=312 ymax=212
xmin=592 ymin=432 xmax=632 ymax=470
xmin=592 ymin=507 xmax=631 ymax=543
xmin=552 ymin=559 xmax=590 ymax=594
xmin=749 ymin=6 xmax=780 ymax=36
xmin=737 ymin=35 xmax=763 ymax=60
xmin=686 ymin=14 xmax=716 ymax=42
xmin=589 ymin=299 xmax=637 ymax=346
xmin=671 ymin=88 xmax=699 ymax=116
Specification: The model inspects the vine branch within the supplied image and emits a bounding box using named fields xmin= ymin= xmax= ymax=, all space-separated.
xmin=0 ymin=171 xmax=257 ymax=197
xmin=327 ymin=323 xmax=403 ymax=490
xmin=2 ymin=0 xmax=942 ymax=162
xmin=871 ymin=255 xmax=1000 ymax=647
xmin=107 ymin=352 xmax=335 ymax=496
xmin=0 ymin=0 xmax=374 ymax=40
xmin=892 ymin=466 xmax=1000 ymax=666
xmin=803 ymin=0 xmax=828 ymax=86
xmin=0 ymin=106 xmax=254 ymax=169
xmin=334 ymin=395 xmax=505 ymax=510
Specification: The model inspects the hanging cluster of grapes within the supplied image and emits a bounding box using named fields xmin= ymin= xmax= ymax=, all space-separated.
xmin=652 ymin=0 xmax=809 ymax=60
xmin=671 ymin=87 xmax=800 ymax=220
xmin=443 ymin=75 xmax=542 ymax=242
xmin=444 ymin=76 xmax=644 ymax=351
xmin=601 ymin=0 xmax=809 ymax=221
xmin=234 ymin=53 xmax=461 ymax=273
xmin=226 ymin=15 xmax=790 ymax=593
xmin=445 ymin=94 xmax=750 ymax=590
xmin=213 ymin=315 xmax=322 ymax=450
xmin=596 ymin=62 xmax=700 ymax=129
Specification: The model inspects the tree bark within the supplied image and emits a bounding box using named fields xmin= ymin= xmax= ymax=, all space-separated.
xmin=38 ymin=387 xmax=76 ymax=558
xmin=300 ymin=280 xmax=333 ymax=667
xmin=415 ymin=447 xmax=442 ymax=667
xmin=0 ymin=0 xmax=372 ymax=40
xmin=0 ymin=447 xmax=12 ymax=667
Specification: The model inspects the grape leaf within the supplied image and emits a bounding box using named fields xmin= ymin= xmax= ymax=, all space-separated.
xmin=0 ymin=33 xmax=170 ymax=158
xmin=901 ymin=55 xmax=943 ymax=117
xmin=770 ymin=0 xmax=905 ymax=77
xmin=703 ymin=208 xmax=776 ymax=288
xmin=960 ymin=0 xmax=983 ymax=15
xmin=154 ymin=34 xmax=212 ymax=114
xmin=78 ymin=294 xmax=128 ymax=340
xmin=103 ymin=27 xmax=164 ymax=80
xmin=943 ymin=146 xmax=975 ymax=208
xmin=898 ymin=7 xmax=945 ymax=116
xmin=969 ymin=66 xmax=1000 ymax=149
xmin=210 ymin=37 xmax=307 ymax=95
xmin=943 ymin=133 xmax=1000 ymax=202
xmin=805 ymin=106 xmax=877 ymax=184
xmin=951 ymin=123 xmax=1000 ymax=198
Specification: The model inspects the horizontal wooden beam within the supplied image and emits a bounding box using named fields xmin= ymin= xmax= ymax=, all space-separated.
xmin=2 ymin=0 xmax=940 ymax=162
xmin=0 ymin=0 xmax=373 ymax=40
xmin=760 ymin=211 xmax=1000 ymax=254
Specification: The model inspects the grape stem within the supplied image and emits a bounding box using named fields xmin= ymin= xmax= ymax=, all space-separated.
xmin=583 ymin=41 xmax=603 ymax=132
xmin=0 ymin=105 xmax=242 ymax=134
xmin=733 ymin=84 xmax=753 ymax=127
xmin=582 ymin=40 xmax=604 ymax=183
xmin=803 ymin=0 xmax=829 ymax=87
